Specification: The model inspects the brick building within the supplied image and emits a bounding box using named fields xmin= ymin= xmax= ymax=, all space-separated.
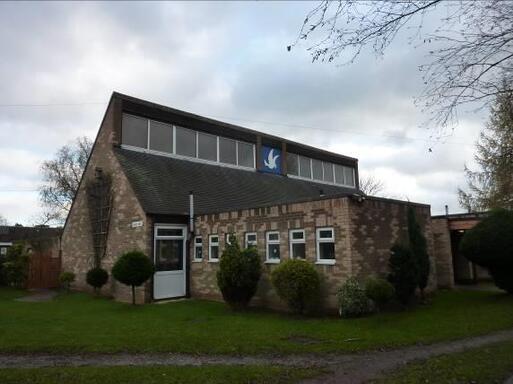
xmin=61 ymin=92 xmax=437 ymax=309
xmin=432 ymin=212 xmax=490 ymax=287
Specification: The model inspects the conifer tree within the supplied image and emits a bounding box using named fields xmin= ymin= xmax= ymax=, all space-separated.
xmin=459 ymin=87 xmax=513 ymax=211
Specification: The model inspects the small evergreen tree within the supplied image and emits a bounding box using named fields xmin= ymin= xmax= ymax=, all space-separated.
xmin=407 ymin=207 xmax=430 ymax=300
xmin=388 ymin=244 xmax=418 ymax=306
xmin=112 ymin=251 xmax=153 ymax=305
xmin=2 ymin=242 xmax=30 ymax=288
xmin=216 ymin=234 xmax=262 ymax=309
xmin=460 ymin=209 xmax=513 ymax=294
xmin=86 ymin=267 xmax=109 ymax=295
xmin=271 ymin=259 xmax=320 ymax=314
xmin=59 ymin=271 xmax=75 ymax=292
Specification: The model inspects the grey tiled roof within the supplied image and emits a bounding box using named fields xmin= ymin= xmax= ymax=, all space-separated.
xmin=0 ymin=226 xmax=62 ymax=243
xmin=114 ymin=148 xmax=355 ymax=216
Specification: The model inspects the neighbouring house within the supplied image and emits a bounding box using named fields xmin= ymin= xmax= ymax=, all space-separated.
xmin=0 ymin=225 xmax=62 ymax=289
xmin=61 ymin=92 xmax=437 ymax=310
xmin=432 ymin=211 xmax=490 ymax=287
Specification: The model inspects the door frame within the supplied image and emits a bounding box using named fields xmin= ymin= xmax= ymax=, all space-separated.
xmin=153 ymin=223 xmax=188 ymax=300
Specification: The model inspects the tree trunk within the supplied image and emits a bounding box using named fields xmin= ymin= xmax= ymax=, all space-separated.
xmin=131 ymin=285 xmax=135 ymax=305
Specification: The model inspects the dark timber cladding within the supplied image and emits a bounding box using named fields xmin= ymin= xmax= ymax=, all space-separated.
xmin=111 ymin=92 xmax=359 ymax=179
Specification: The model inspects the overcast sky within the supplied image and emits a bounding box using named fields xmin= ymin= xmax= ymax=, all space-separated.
xmin=0 ymin=1 xmax=484 ymax=225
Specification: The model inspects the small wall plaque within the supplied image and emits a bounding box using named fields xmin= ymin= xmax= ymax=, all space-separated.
xmin=131 ymin=220 xmax=143 ymax=228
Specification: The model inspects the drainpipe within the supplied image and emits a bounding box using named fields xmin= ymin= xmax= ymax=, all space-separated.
xmin=189 ymin=191 xmax=194 ymax=234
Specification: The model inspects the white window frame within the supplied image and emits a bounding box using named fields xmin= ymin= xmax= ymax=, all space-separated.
xmin=245 ymin=232 xmax=257 ymax=248
xmin=289 ymin=229 xmax=306 ymax=259
xmin=316 ymin=227 xmax=336 ymax=265
xmin=193 ymin=236 xmax=203 ymax=262
xmin=265 ymin=231 xmax=281 ymax=264
xmin=209 ymin=234 xmax=220 ymax=263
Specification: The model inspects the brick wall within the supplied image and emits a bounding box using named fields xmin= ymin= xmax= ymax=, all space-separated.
xmin=61 ymin=101 xmax=153 ymax=303
xmin=191 ymin=196 xmax=435 ymax=311
xmin=348 ymin=197 xmax=437 ymax=291
xmin=431 ymin=218 xmax=455 ymax=288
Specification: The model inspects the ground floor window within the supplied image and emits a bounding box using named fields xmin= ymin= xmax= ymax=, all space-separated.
xmin=289 ymin=229 xmax=306 ymax=259
xmin=316 ymin=227 xmax=335 ymax=264
xmin=209 ymin=235 xmax=219 ymax=262
xmin=266 ymin=231 xmax=280 ymax=263
xmin=245 ymin=232 xmax=257 ymax=248
xmin=194 ymin=236 xmax=203 ymax=261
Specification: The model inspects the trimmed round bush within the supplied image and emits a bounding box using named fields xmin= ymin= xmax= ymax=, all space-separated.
xmin=112 ymin=251 xmax=153 ymax=304
xmin=59 ymin=271 xmax=75 ymax=292
xmin=460 ymin=209 xmax=513 ymax=294
xmin=388 ymin=244 xmax=418 ymax=306
xmin=86 ymin=267 xmax=109 ymax=293
xmin=271 ymin=259 xmax=320 ymax=314
xmin=337 ymin=277 xmax=374 ymax=318
xmin=217 ymin=235 xmax=262 ymax=309
xmin=364 ymin=277 xmax=395 ymax=309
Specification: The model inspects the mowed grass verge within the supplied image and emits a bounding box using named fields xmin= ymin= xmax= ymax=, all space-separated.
xmin=0 ymin=365 xmax=321 ymax=384
xmin=0 ymin=288 xmax=512 ymax=354
xmin=374 ymin=340 xmax=513 ymax=384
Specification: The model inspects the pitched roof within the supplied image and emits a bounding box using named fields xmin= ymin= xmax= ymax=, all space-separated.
xmin=114 ymin=148 xmax=356 ymax=216
xmin=0 ymin=226 xmax=62 ymax=243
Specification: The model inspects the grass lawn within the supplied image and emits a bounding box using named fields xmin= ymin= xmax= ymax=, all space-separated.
xmin=0 ymin=288 xmax=512 ymax=354
xmin=374 ymin=340 xmax=513 ymax=384
xmin=0 ymin=365 xmax=320 ymax=384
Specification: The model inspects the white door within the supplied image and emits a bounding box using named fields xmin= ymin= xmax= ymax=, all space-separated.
xmin=153 ymin=224 xmax=187 ymax=299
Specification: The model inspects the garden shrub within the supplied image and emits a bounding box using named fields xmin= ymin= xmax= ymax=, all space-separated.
xmin=86 ymin=267 xmax=109 ymax=294
xmin=388 ymin=244 xmax=418 ymax=306
xmin=271 ymin=259 xmax=320 ymax=315
xmin=407 ymin=207 xmax=430 ymax=299
xmin=337 ymin=277 xmax=374 ymax=318
xmin=217 ymin=235 xmax=262 ymax=309
xmin=2 ymin=242 xmax=30 ymax=288
xmin=460 ymin=209 xmax=513 ymax=294
xmin=112 ymin=251 xmax=153 ymax=304
xmin=364 ymin=276 xmax=395 ymax=309
xmin=59 ymin=271 xmax=76 ymax=292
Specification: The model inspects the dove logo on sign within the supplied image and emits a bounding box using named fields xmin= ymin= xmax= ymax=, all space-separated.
xmin=261 ymin=146 xmax=281 ymax=174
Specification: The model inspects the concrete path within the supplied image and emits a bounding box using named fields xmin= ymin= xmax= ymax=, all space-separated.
xmin=14 ymin=289 xmax=57 ymax=302
xmin=1 ymin=329 xmax=513 ymax=383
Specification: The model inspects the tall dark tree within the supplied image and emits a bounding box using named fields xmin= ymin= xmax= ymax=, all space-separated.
xmin=458 ymin=88 xmax=513 ymax=212
xmin=407 ymin=206 xmax=430 ymax=300
xmin=39 ymin=136 xmax=92 ymax=224
xmin=291 ymin=1 xmax=513 ymax=132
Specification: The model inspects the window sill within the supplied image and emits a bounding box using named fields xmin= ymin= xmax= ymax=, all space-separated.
xmin=315 ymin=260 xmax=336 ymax=265
xmin=265 ymin=260 xmax=280 ymax=264
xmin=208 ymin=260 xmax=219 ymax=263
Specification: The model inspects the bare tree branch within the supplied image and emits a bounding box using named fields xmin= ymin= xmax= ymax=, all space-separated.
xmin=39 ymin=136 xmax=93 ymax=225
xmin=291 ymin=0 xmax=513 ymax=134
xmin=359 ymin=174 xmax=386 ymax=196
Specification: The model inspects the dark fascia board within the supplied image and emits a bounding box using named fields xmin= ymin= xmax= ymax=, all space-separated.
xmin=431 ymin=211 xmax=489 ymax=220
xmin=144 ymin=193 xmax=430 ymax=217
xmin=364 ymin=195 xmax=431 ymax=209
xmin=113 ymin=91 xmax=358 ymax=167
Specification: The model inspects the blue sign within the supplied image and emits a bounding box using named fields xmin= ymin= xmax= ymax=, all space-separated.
xmin=261 ymin=146 xmax=281 ymax=174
